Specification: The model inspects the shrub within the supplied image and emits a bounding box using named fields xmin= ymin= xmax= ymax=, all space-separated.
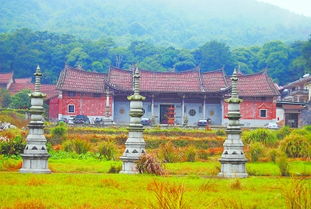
xmin=276 ymin=153 xmax=289 ymax=176
xmin=303 ymin=125 xmax=311 ymax=132
xmin=0 ymin=135 xmax=26 ymax=155
xmin=97 ymin=141 xmax=117 ymax=160
xmin=282 ymin=178 xmax=311 ymax=209
xmin=215 ymin=129 xmax=226 ymax=136
xmin=136 ymin=154 xmax=166 ymax=175
xmin=281 ymin=133 xmax=311 ymax=158
xmin=62 ymin=139 xmax=91 ymax=154
xmin=242 ymin=128 xmax=277 ymax=146
xmin=268 ymin=148 xmax=279 ymax=163
xmin=184 ymin=145 xmax=197 ymax=162
xmin=50 ymin=122 xmax=68 ymax=144
xmin=248 ymin=142 xmax=264 ymax=162
xmin=158 ymin=141 xmax=180 ymax=163
xmin=108 ymin=164 xmax=122 ymax=173
xmin=276 ymin=126 xmax=292 ymax=140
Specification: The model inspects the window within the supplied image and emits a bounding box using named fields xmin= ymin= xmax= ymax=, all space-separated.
xmin=189 ymin=109 xmax=196 ymax=116
xmin=68 ymin=105 xmax=75 ymax=113
xmin=260 ymin=109 xmax=267 ymax=118
xmin=93 ymin=93 xmax=101 ymax=97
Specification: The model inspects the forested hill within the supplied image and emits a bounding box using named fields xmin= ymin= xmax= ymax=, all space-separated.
xmin=0 ymin=0 xmax=311 ymax=48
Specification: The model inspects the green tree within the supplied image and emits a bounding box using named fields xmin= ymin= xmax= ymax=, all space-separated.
xmin=66 ymin=47 xmax=91 ymax=68
xmin=194 ymin=41 xmax=235 ymax=73
xmin=302 ymin=36 xmax=311 ymax=74
xmin=0 ymin=89 xmax=11 ymax=108
xmin=9 ymin=90 xmax=31 ymax=109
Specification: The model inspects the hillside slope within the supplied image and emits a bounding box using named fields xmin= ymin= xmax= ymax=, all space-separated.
xmin=0 ymin=0 xmax=310 ymax=48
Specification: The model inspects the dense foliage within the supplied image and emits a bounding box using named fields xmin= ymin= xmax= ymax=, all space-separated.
xmin=1 ymin=0 xmax=310 ymax=48
xmin=0 ymin=29 xmax=310 ymax=85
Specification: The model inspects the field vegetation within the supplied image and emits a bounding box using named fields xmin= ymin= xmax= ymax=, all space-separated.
xmin=0 ymin=118 xmax=310 ymax=208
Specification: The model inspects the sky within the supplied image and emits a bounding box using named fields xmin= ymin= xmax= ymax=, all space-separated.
xmin=258 ymin=0 xmax=311 ymax=17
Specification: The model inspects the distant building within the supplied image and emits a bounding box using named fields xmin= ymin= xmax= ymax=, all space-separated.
xmin=0 ymin=71 xmax=58 ymax=111
xmin=278 ymin=74 xmax=311 ymax=127
xmin=53 ymin=66 xmax=280 ymax=127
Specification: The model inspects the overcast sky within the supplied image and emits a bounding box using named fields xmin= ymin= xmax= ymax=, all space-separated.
xmin=258 ymin=0 xmax=311 ymax=17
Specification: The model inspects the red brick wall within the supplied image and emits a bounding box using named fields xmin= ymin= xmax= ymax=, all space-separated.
xmin=48 ymin=96 xmax=59 ymax=121
xmin=224 ymin=98 xmax=276 ymax=120
xmin=59 ymin=92 xmax=112 ymax=116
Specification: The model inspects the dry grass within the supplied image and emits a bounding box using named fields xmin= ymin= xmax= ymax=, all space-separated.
xmin=148 ymin=180 xmax=190 ymax=209
xmin=198 ymin=180 xmax=218 ymax=192
xmin=230 ymin=179 xmax=242 ymax=190
xmin=99 ymin=178 xmax=120 ymax=189
xmin=4 ymin=199 xmax=46 ymax=209
xmin=26 ymin=176 xmax=47 ymax=186
xmin=282 ymin=177 xmax=311 ymax=209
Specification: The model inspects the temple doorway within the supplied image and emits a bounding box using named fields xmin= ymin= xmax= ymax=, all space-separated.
xmin=160 ymin=104 xmax=175 ymax=124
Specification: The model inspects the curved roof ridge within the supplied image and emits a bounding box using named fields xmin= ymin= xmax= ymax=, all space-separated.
xmin=65 ymin=65 xmax=107 ymax=76
xmin=263 ymin=71 xmax=281 ymax=96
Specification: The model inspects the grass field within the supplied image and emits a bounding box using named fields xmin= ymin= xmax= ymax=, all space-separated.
xmin=0 ymin=158 xmax=310 ymax=209
xmin=1 ymin=172 xmax=309 ymax=209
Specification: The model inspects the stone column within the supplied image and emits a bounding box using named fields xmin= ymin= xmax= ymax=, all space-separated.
xmin=104 ymin=88 xmax=113 ymax=125
xmin=20 ymin=66 xmax=51 ymax=174
xmin=182 ymin=95 xmax=185 ymax=125
xmin=120 ymin=67 xmax=146 ymax=174
xmin=203 ymin=95 xmax=206 ymax=119
xmin=218 ymin=69 xmax=248 ymax=178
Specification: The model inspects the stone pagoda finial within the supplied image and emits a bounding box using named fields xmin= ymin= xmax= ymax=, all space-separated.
xmin=218 ymin=68 xmax=248 ymax=178
xmin=133 ymin=66 xmax=140 ymax=95
xmin=34 ymin=65 xmax=42 ymax=93
xmin=20 ymin=66 xmax=50 ymax=174
xmin=120 ymin=66 xmax=146 ymax=174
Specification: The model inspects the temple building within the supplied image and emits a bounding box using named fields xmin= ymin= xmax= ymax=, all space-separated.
xmin=52 ymin=65 xmax=280 ymax=127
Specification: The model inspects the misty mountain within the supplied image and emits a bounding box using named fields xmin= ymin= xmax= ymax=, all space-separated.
xmin=0 ymin=0 xmax=310 ymax=48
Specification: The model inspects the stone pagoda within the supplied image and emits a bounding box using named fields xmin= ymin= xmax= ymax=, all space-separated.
xmin=218 ymin=69 xmax=248 ymax=178
xmin=120 ymin=67 xmax=146 ymax=174
xmin=20 ymin=66 xmax=51 ymax=174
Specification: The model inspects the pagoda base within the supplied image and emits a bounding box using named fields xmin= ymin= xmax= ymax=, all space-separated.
xmin=20 ymin=153 xmax=51 ymax=174
xmin=218 ymin=158 xmax=248 ymax=178
xmin=120 ymin=156 xmax=139 ymax=174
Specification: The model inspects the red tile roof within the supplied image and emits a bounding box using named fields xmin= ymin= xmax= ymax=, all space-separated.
xmin=283 ymin=104 xmax=304 ymax=110
xmin=0 ymin=72 xmax=13 ymax=84
xmin=56 ymin=66 xmax=107 ymax=93
xmin=9 ymin=83 xmax=58 ymax=99
xmin=201 ymin=69 xmax=228 ymax=92
xmin=108 ymin=67 xmax=133 ymax=90
xmin=140 ymin=68 xmax=203 ymax=92
xmin=14 ymin=78 xmax=32 ymax=84
xmin=226 ymin=71 xmax=280 ymax=97
xmin=56 ymin=66 xmax=280 ymax=96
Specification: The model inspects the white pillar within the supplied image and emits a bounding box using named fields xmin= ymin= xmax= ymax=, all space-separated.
xmin=203 ymin=95 xmax=206 ymax=119
xmin=182 ymin=95 xmax=185 ymax=124
xmin=151 ymin=94 xmax=154 ymax=117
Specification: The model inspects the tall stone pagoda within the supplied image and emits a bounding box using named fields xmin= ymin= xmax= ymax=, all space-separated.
xmin=20 ymin=66 xmax=51 ymax=174
xmin=120 ymin=67 xmax=146 ymax=174
xmin=218 ymin=69 xmax=248 ymax=178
